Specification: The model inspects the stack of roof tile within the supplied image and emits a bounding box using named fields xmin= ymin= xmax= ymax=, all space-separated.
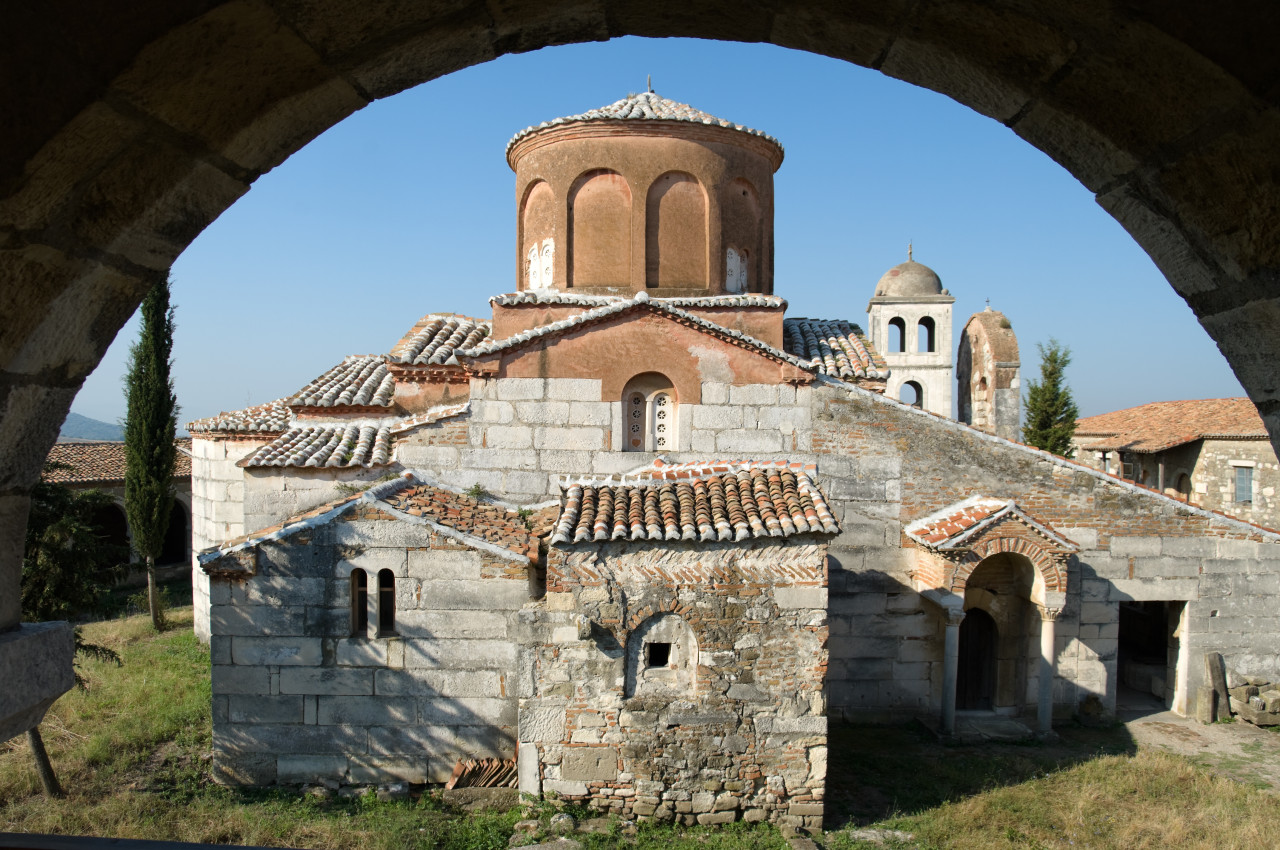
xmin=783 ymin=317 xmax=886 ymax=380
xmin=551 ymin=463 xmax=838 ymax=545
xmin=290 ymin=356 xmax=395 ymax=407
xmin=240 ymin=424 xmax=393 ymax=468
xmin=391 ymin=315 xmax=491 ymax=365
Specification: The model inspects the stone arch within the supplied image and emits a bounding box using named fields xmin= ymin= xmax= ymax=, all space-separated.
xmin=900 ymin=380 xmax=924 ymax=408
xmin=624 ymin=611 xmax=699 ymax=699
xmin=888 ymin=317 xmax=907 ymax=353
xmin=950 ymin=535 xmax=1068 ymax=599
xmin=159 ymin=499 xmax=189 ymax=565
xmin=645 ymin=171 xmax=707 ymax=289
xmin=569 ymin=169 xmax=631 ymax=287
xmin=7 ymin=4 xmax=1280 ymax=639
xmin=520 ymin=180 xmax=555 ymax=290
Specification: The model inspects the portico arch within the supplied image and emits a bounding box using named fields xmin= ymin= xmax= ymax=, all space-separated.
xmin=6 ymin=0 xmax=1280 ymax=745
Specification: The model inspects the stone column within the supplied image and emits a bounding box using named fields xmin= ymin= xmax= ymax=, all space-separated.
xmin=941 ymin=607 xmax=965 ymax=736
xmin=1037 ymin=606 xmax=1062 ymax=735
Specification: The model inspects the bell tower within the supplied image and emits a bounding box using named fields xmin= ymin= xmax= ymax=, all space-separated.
xmin=866 ymin=246 xmax=954 ymax=416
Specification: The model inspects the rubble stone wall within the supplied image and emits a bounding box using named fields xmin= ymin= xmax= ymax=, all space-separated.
xmin=209 ymin=505 xmax=533 ymax=786
xmin=519 ymin=540 xmax=828 ymax=828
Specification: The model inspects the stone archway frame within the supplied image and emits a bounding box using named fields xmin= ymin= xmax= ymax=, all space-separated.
xmin=905 ymin=496 xmax=1078 ymax=606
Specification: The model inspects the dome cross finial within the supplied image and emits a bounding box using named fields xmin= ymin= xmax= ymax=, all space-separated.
xmin=908 ymin=241 xmax=913 ymax=262
xmin=647 ymin=74 xmax=653 ymax=93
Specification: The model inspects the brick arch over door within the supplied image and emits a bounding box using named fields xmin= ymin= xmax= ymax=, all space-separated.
xmin=949 ymin=536 xmax=1067 ymax=596
xmin=4 ymin=2 xmax=1280 ymax=632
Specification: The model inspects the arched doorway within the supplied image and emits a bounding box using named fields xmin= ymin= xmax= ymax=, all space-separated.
xmin=956 ymin=608 xmax=997 ymax=711
xmin=961 ymin=552 xmax=1038 ymax=716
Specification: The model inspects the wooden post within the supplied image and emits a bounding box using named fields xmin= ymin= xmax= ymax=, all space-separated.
xmin=27 ymin=726 xmax=64 ymax=798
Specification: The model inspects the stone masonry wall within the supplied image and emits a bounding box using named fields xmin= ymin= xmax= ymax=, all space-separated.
xmin=519 ymin=540 xmax=827 ymax=829
xmin=210 ymin=504 xmax=533 ymax=786
xmin=192 ymin=436 xmax=265 ymax=643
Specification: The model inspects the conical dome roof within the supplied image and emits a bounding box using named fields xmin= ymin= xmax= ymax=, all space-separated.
xmin=505 ymin=91 xmax=783 ymax=156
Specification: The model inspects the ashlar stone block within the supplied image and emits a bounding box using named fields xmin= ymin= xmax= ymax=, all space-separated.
xmin=561 ymin=746 xmax=619 ymax=781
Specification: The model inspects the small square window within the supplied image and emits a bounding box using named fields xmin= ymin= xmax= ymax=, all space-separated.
xmin=645 ymin=642 xmax=671 ymax=668
xmin=1235 ymin=466 xmax=1253 ymax=503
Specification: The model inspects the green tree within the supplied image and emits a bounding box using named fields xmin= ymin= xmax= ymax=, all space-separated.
xmin=1022 ymin=339 xmax=1079 ymax=456
xmin=124 ymin=274 xmax=179 ymax=630
xmin=21 ymin=471 xmax=128 ymax=621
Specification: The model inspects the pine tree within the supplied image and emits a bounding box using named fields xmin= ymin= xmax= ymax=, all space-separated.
xmin=1022 ymin=339 xmax=1079 ymax=456
xmin=124 ymin=274 xmax=179 ymax=630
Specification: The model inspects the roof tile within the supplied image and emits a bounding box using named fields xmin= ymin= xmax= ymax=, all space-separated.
xmin=240 ymin=424 xmax=394 ymax=468
xmin=783 ymin=317 xmax=886 ymax=380
xmin=44 ymin=440 xmax=192 ymax=485
xmin=390 ymin=315 xmax=491 ymax=365
xmin=1075 ymin=398 xmax=1267 ymax=453
xmin=290 ymin=355 xmax=395 ymax=408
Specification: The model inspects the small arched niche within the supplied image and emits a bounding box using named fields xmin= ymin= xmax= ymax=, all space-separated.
xmin=900 ymin=380 xmax=924 ymax=408
xmin=917 ymin=316 xmax=936 ymax=353
xmin=569 ymin=169 xmax=631 ymax=287
xmin=646 ymin=171 xmax=706 ymax=289
xmin=521 ymin=180 xmax=555 ymax=290
xmin=622 ymin=372 xmax=678 ymax=452
xmin=722 ymin=178 xmax=761 ymax=293
xmin=625 ymin=612 xmax=698 ymax=699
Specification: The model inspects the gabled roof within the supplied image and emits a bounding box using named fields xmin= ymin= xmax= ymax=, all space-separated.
xmin=289 ymin=355 xmax=395 ymax=408
xmin=905 ymin=495 xmax=1078 ymax=553
xmin=550 ymin=460 xmax=838 ymax=545
xmin=188 ymin=399 xmax=291 ymax=435
xmin=506 ymin=91 xmax=782 ymax=155
xmin=44 ymin=440 xmax=192 ymax=485
xmin=199 ymin=474 xmax=538 ymax=574
xmin=490 ymin=291 xmax=787 ymax=309
xmin=1075 ymin=397 xmax=1268 ymax=453
xmin=458 ymin=292 xmax=815 ymax=374
xmin=390 ymin=314 xmax=491 ymax=365
xmin=783 ymin=317 xmax=886 ymax=380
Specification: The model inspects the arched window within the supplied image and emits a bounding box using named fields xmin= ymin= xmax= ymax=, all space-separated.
xmin=901 ymin=381 xmax=924 ymax=408
xmin=725 ymin=246 xmax=748 ymax=293
xmin=1176 ymin=473 xmax=1192 ymax=502
xmin=622 ymin=373 xmax=678 ymax=452
xmin=350 ymin=569 xmax=368 ymax=637
xmin=521 ymin=180 xmax=554 ymax=289
xmin=377 ymin=569 xmax=396 ymax=636
xmin=888 ymin=317 xmax=906 ymax=353
xmin=917 ymin=316 xmax=936 ymax=353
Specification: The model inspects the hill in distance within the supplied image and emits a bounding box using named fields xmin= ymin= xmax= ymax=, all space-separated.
xmin=59 ymin=412 xmax=124 ymax=442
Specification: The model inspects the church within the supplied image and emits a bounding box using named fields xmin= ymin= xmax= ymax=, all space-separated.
xmin=191 ymin=92 xmax=1280 ymax=823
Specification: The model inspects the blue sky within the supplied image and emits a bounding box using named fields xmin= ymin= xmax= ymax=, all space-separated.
xmin=71 ymin=36 xmax=1244 ymax=429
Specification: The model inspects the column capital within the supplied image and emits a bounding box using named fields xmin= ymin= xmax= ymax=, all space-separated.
xmin=1038 ymin=605 xmax=1063 ymax=622
xmin=946 ymin=608 xmax=967 ymax=626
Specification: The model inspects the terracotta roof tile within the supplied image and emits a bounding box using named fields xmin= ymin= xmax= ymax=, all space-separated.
xmin=1075 ymin=398 xmax=1267 ymax=453
xmin=490 ymin=292 xmax=787 ymax=309
xmin=380 ymin=484 xmax=542 ymax=560
xmin=551 ymin=461 xmax=838 ymax=545
xmin=783 ymin=317 xmax=886 ymax=380
xmin=44 ymin=439 xmax=192 ymax=485
xmin=188 ymin=399 xmax=291 ymax=435
xmin=390 ymin=314 xmax=491 ymax=365
xmin=905 ymin=495 xmax=1078 ymax=552
xmin=240 ymin=424 xmax=394 ymax=468
xmin=290 ymin=355 xmax=395 ymax=408
xmin=464 ymin=293 xmax=814 ymax=372
xmin=507 ymin=91 xmax=782 ymax=156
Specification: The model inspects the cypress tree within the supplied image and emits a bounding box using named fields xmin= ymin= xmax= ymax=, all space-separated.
xmin=124 ymin=274 xmax=179 ymax=630
xmin=1022 ymin=339 xmax=1079 ymax=456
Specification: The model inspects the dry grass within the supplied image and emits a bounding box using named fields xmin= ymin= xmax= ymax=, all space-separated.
xmin=6 ymin=612 xmax=1279 ymax=849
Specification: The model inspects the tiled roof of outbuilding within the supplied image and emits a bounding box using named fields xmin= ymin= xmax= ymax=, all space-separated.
xmin=550 ymin=461 xmax=838 ymax=545
xmin=188 ymin=399 xmax=291 ymax=435
xmin=904 ymin=495 xmax=1078 ymax=552
xmin=44 ymin=440 xmax=191 ymax=485
xmin=390 ymin=315 xmax=491 ymax=365
xmin=507 ymin=91 xmax=782 ymax=155
xmin=239 ymin=423 xmax=394 ymax=468
xmin=380 ymin=484 xmax=549 ymax=562
xmin=783 ymin=317 xmax=886 ymax=380
xmin=290 ymin=355 xmax=395 ymax=408
xmin=1075 ymin=398 xmax=1268 ymax=453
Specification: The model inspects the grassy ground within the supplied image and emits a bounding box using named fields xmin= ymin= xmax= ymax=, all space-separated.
xmin=3 ymin=608 xmax=1278 ymax=849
